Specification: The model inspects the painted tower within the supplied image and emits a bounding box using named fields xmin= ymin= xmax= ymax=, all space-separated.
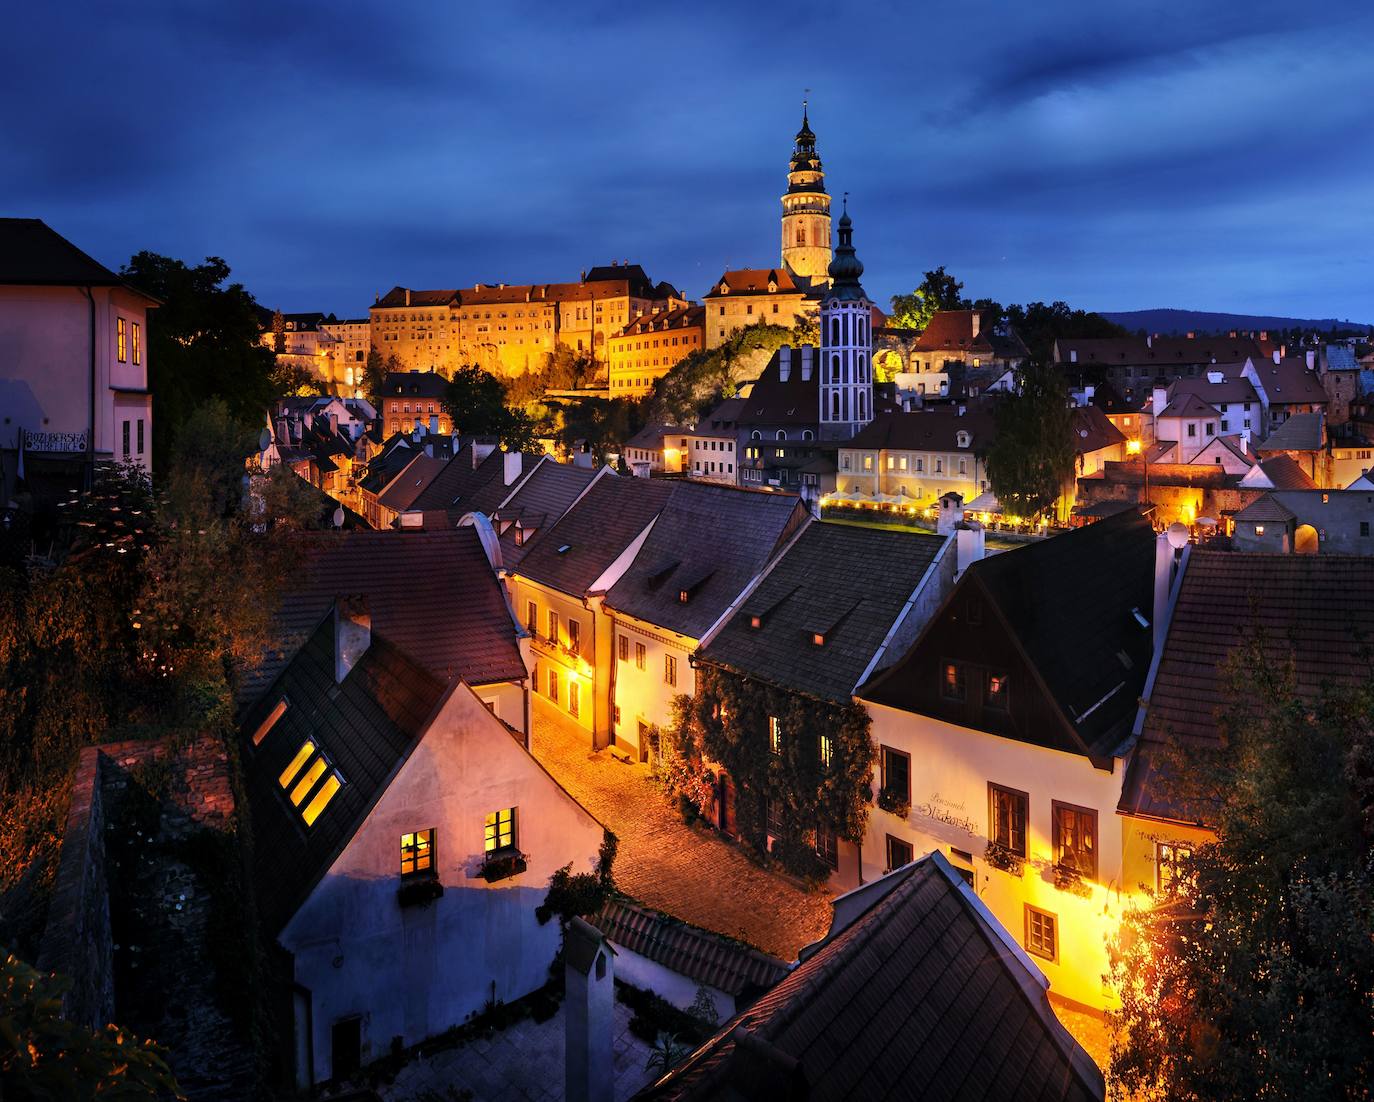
xmin=780 ymin=104 xmax=832 ymax=290
xmin=818 ymin=201 xmax=874 ymax=441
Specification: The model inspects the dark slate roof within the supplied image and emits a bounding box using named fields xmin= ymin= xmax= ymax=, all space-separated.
xmin=626 ymin=423 xmax=690 ymax=452
xmin=1252 ymin=357 xmax=1329 ymax=407
xmin=1256 ymin=411 xmax=1324 ymax=453
xmin=844 ymin=407 xmax=997 ymax=454
xmin=703 ymin=268 xmax=801 ymax=298
xmin=514 ymin=474 xmax=673 ymax=596
xmin=1257 ymin=455 xmax=1317 ymax=490
xmin=582 ymin=263 xmax=657 ymax=298
xmin=494 ymin=460 xmax=597 ymax=566
xmin=376 ymin=454 xmax=448 ymax=512
xmin=1232 ymin=494 xmax=1296 ymax=523
xmin=1121 ymin=551 xmax=1374 ymax=824
xmin=699 ymin=522 xmax=946 ymax=703
xmin=240 ymin=528 xmax=525 ymax=705
xmin=409 ymin=445 xmax=539 ymax=515
xmin=865 ymin=509 xmax=1155 ymax=755
xmin=375 ymin=287 xmax=459 ymax=308
xmin=241 ymin=614 xmax=449 ymax=934
xmin=1072 ymin=404 xmax=1126 ymax=455
xmin=637 ymin=853 xmax=1104 ymax=1102
xmin=738 ymin=349 xmax=821 ymax=428
xmin=381 ymin=370 xmax=449 ymax=399
xmin=604 ymin=483 xmax=806 ymax=639
xmin=357 ymin=442 xmax=416 ymax=494
xmin=594 ymin=898 xmax=789 ymax=998
xmin=0 ymin=218 xmax=148 ymax=292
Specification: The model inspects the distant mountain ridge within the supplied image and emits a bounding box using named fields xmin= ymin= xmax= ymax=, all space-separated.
xmin=1100 ymin=308 xmax=1372 ymax=336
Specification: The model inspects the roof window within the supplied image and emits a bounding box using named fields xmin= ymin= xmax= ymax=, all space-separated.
xmin=251 ymin=697 xmax=289 ymax=747
xmin=557 ymin=544 xmax=571 ymax=554
xmin=278 ymin=738 xmax=344 ymax=827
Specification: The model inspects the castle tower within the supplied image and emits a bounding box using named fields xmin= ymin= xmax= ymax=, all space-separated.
xmin=780 ymin=104 xmax=832 ymax=290
xmin=818 ymin=200 xmax=874 ymax=441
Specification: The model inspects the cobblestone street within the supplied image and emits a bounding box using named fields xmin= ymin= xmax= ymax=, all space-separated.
xmin=530 ymin=698 xmax=832 ymax=960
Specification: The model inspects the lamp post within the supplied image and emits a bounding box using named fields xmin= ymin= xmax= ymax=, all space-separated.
xmin=1126 ymin=437 xmax=1149 ymax=523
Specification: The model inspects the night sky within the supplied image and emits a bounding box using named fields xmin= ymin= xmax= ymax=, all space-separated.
xmin=7 ymin=2 xmax=1373 ymax=321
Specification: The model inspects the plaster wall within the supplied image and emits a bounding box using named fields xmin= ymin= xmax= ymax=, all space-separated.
xmin=606 ymin=945 xmax=735 ymax=1023
xmin=281 ymin=683 xmax=604 ymax=1081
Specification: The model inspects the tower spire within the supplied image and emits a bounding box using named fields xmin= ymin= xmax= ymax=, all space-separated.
xmin=781 ymin=101 xmax=831 ymax=289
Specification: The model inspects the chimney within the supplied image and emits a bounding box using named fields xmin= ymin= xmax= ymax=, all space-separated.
xmin=957 ymin=404 xmax=966 ymax=417
xmin=936 ymin=492 xmax=963 ymax=535
xmin=430 ymin=414 xmax=439 ymax=434
xmin=1273 ymin=350 xmax=1282 ymax=365
xmin=334 ymin=597 xmax=371 ymax=683
xmin=1146 ymin=334 xmax=1153 ymax=348
xmin=1259 ymin=330 xmax=1268 ymax=341
xmin=800 ymin=344 xmax=813 ymax=381
xmin=955 ymin=524 xmax=985 ymax=579
xmin=405 ymin=288 xmax=411 ymax=306
xmin=1239 ymin=431 xmax=1248 ymax=455
xmin=1152 ymin=386 xmax=1169 ymax=419
xmin=970 ymin=312 xmax=981 ymax=339
xmin=1070 ymin=349 xmax=1078 ymax=363
xmin=504 ymin=450 xmax=523 ymax=486
xmin=1153 ymin=526 xmax=1187 ymax=656
xmin=1186 ymin=331 xmax=1195 ymax=340
xmin=473 ymin=440 xmax=497 ymax=464
xmin=1305 ymin=349 xmax=1316 ymax=370
xmin=1206 ymin=370 xmax=1223 ymax=384
xmin=565 ymin=917 xmax=615 ymax=1102
xmin=778 ymin=345 xmax=792 ymax=382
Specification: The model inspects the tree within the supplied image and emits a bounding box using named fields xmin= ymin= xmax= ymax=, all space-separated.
xmin=442 ymin=366 xmax=541 ymax=450
xmin=984 ymin=361 xmax=1075 ymax=520
xmin=1109 ymin=640 xmax=1374 ymax=1101
xmin=120 ymin=253 xmax=279 ymax=470
xmin=359 ymin=348 xmax=391 ymax=408
xmin=270 ymin=309 xmax=286 ymax=355
xmin=0 ymin=949 xmax=181 ymax=1099
xmin=1004 ymin=301 xmax=1127 ymax=365
xmin=887 ymin=266 xmax=968 ymax=332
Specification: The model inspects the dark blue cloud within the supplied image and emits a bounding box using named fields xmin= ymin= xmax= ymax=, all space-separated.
xmin=4 ymin=0 xmax=1373 ymax=320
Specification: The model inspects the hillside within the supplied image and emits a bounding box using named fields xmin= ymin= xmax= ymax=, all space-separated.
xmin=1101 ymin=308 xmax=1372 ymax=336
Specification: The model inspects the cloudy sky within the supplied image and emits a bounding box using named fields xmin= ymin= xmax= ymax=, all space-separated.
xmin=6 ymin=1 xmax=1373 ymax=320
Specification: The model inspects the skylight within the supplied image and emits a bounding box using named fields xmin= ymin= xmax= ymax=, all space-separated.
xmin=557 ymin=544 xmax=571 ymax=554
xmin=251 ymin=697 xmax=289 ymax=747
xmin=278 ymin=738 xmax=343 ymax=827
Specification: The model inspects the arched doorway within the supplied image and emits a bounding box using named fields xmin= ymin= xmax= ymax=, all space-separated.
xmin=1294 ymin=524 xmax=1319 ymax=554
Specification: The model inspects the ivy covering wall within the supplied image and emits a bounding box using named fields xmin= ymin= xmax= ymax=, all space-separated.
xmin=664 ymin=666 xmax=875 ymax=878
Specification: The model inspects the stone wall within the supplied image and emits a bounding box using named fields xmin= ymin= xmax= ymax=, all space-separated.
xmin=37 ymin=746 xmax=114 ymax=1031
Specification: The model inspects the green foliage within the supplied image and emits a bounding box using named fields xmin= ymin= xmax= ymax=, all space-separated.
xmin=270 ymin=310 xmax=285 ymax=355
xmin=644 ymin=1033 xmax=690 ymax=1078
xmin=984 ymin=362 xmax=1075 ymax=520
xmin=535 ymin=830 xmax=618 ymax=926
xmin=0 ymin=948 xmax=182 ymax=1099
xmin=1108 ymin=637 xmax=1374 ymax=1101
xmin=668 ymin=668 xmax=873 ymax=879
xmin=646 ymin=323 xmax=806 ymax=426
xmin=557 ymin=397 xmax=637 ymax=466
xmin=887 ymin=267 xmax=968 ymax=332
xmin=687 ymin=985 xmax=719 ymax=1029
xmin=120 ymin=252 xmax=279 ymax=470
xmin=442 ymin=366 xmax=542 ymax=450
xmin=1004 ymin=301 xmax=1127 ymax=365
xmin=359 ymin=349 xmax=393 ymax=407
xmin=505 ymin=345 xmax=595 ymax=408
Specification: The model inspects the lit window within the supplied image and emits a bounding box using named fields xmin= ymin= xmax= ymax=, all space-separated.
xmin=635 ymin=642 xmax=645 ymax=671
xmin=251 ymin=697 xmax=289 ymax=746
xmin=618 ymin=635 xmax=629 ymax=662
xmin=485 ymin=808 xmax=516 ymax=853
xmin=986 ymin=673 xmax=1009 ymax=711
xmin=548 ymin=668 xmax=559 ymax=702
xmin=131 ymin=321 xmax=141 ymax=365
xmin=548 ymin=609 xmax=559 ymax=644
xmin=400 ymin=829 xmax=434 ymax=877
xmin=819 ymin=733 xmax=833 ymax=770
xmin=1025 ymin=905 xmax=1057 ymax=961
xmin=749 ymin=614 xmax=763 ymax=629
xmin=278 ymin=738 xmax=342 ymax=826
xmin=1052 ymin=802 xmax=1098 ymax=880
xmin=302 ymin=775 xmax=341 ymax=827
xmin=942 ymin=662 xmax=965 ymax=701
xmin=116 ymin=317 xmax=127 ymax=362
xmin=567 ymin=618 xmax=580 ymax=656
xmin=812 ymin=632 xmax=825 ymax=647
xmin=279 ymin=740 xmax=316 ymax=790
xmin=768 ymin=716 xmax=782 ymax=755
xmin=1156 ymin=842 xmax=1194 ymax=895
xmin=664 ymin=655 xmax=677 ymax=687
xmin=569 ymin=680 xmax=580 ymax=717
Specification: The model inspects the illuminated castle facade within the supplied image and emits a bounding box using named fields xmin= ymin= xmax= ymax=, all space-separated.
xmin=780 ymin=105 xmax=833 ymax=291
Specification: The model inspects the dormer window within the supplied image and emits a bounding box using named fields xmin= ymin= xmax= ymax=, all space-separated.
xmin=811 ymin=631 xmax=825 ymax=647
xmin=749 ymin=614 xmax=763 ymax=630
xmin=679 ymin=590 xmax=690 ymax=604
xmin=956 ymin=431 xmax=971 ymax=448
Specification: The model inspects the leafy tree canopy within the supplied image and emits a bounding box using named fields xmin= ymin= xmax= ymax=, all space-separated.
xmin=442 ymin=366 xmax=541 ymax=451
xmin=1109 ymin=639 xmax=1374 ymax=1101
xmin=120 ymin=253 xmax=280 ymax=470
xmin=984 ymin=361 xmax=1075 ymax=519
xmin=887 ymin=267 xmax=968 ymax=332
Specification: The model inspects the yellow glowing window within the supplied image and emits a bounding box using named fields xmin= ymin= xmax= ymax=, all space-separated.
xmin=301 ymin=774 xmax=341 ymax=827
xmin=278 ymin=740 xmax=316 ymax=789
xmin=290 ymin=756 xmax=328 ymax=807
xmin=252 ymin=697 xmax=289 ymax=747
xmin=401 ymin=829 xmax=434 ymax=877
xmin=484 ymin=808 xmax=516 ymax=853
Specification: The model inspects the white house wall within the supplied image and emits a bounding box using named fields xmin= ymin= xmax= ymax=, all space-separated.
xmin=860 ymin=700 xmax=1129 ymax=1011
xmin=280 ymin=682 xmax=604 ymax=1082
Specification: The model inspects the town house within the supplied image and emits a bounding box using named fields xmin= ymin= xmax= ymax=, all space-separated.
xmin=855 ymin=509 xmax=1159 ymax=1011
xmin=240 ymin=599 xmax=604 ymax=1087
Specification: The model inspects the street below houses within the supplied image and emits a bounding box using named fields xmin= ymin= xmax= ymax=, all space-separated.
xmin=530 ymin=697 xmax=833 ymax=960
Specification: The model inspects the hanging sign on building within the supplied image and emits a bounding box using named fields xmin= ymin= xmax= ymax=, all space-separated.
xmin=24 ymin=429 xmax=88 ymax=453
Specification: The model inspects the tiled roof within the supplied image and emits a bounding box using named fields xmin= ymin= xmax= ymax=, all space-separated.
xmin=866 ymin=510 xmax=1154 ymax=754
xmin=241 ymin=613 xmax=449 ymax=933
xmin=604 ymin=483 xmax=806 ymax=639
xmin=1258 ymin=454 xmax=1317 ymax=490
xmin=1252 ymin=357 xmax=1329 ymax=406
xmin=738 ymin=350 xmax=820 ymax=427
xmin=409 ymin=445 xmax=539 ymax=515
xmin=514 ymin=475 xmax=674 ymax=596
xmin=1256 ymin=411 xmax=1324 ymax=453
xmin=1325 ymin=345 xmax=1358 ymax=372
xmin=638 ymin=853 xmax=1104 ymax=1101
xmin=240 ymin=528 xmax=525 ymax=705
xmin=1055 ymin=336 xmax=1268 ymax=366
xmin=844 ymin=407 xmax=997 ymax=454
xmin=380 ymin=370 xmax=449 ymax=399
xmin=0 ymin=218 xmax=132 ymax=287
xmin=626 ymin=424 xmax=692 ymax=452
xmin=1157 ymin=393 xmax=1218 ymax=420
xmin=376 ymin=453 xmax=448 ymax=512
xmin=699 ymin=522 xmax=946 ymax=703
xmin=616 ymin=305 xmax=706 ymax=337
xmin=374 ymin=287 xmax=459 ymax=308
xmin=594 ymin=898 xmax=789 ymax=998
xmin=1072 ymin=404 xmax=1127 ymax=455
xmin=357 ymin=442 xmax=417 ymax=494
xmin=909 ymin=310 xmax=1026 ymax=360
xmin=1121 ymin=551 xmax=1374 ymax=824
xmin=704 ymin=268 xmax=801 ymax=298
xmin=1232 ymin=494 xmax=1296 ymax=523
xmin=494 ymin=460 xmax=598 ymax=566
xmin=1168 ymin=371 xmax=1260 ymax=406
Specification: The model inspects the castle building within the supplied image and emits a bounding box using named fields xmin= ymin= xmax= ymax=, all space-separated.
xmin=818 ymin=204 xmax=875 ymax=441
xmin=607 ymin=304 xmax=706 ymax=396
xmin=780 ymin=105 xmax=832 ymax=290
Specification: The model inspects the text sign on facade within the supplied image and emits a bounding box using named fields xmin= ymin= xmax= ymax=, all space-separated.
xmin=24 ymin=430 xmax=88 ymax=453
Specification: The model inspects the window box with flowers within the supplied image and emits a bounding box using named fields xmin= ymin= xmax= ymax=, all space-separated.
xmin=983 ymin=840 xmax=1025 ymax=876
xmin=876 ymin=787 xmax=910 ymax=819
xmin=1053 ymin=862 xmax=1092 ymax=897
xmin=397 ymin=877 xmax=443 ymax=908
xmin=480 ymin=850 xmax=528 ymax=882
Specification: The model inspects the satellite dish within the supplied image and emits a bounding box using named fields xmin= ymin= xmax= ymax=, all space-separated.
xmin=258 ymin=427 xmax=272 ymax=451
xmin=332 ymin=505 xmax=345 ymax=529
xmin=1166 ymin=522 xmax=1189 ymax=549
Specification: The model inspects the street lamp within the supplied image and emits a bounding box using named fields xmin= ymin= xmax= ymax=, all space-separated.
xmin=1126 ymin=438 xmax=1149 ymax=521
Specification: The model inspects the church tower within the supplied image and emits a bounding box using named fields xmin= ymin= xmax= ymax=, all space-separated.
xmin=780 ymin=104 xmax=832 ymax=290
xmin=818 ymin=200 xmax=874 ymax=441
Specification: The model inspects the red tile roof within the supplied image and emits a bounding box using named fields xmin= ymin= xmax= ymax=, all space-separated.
xmin=1120 ymin=551 xmax=1374 ymax=824
xmin=703 ymin=268 xmax=800 ymax=297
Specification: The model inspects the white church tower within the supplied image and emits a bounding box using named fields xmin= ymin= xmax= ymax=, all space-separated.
xmin=818 ymin=199 xmax=874 ymax=441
